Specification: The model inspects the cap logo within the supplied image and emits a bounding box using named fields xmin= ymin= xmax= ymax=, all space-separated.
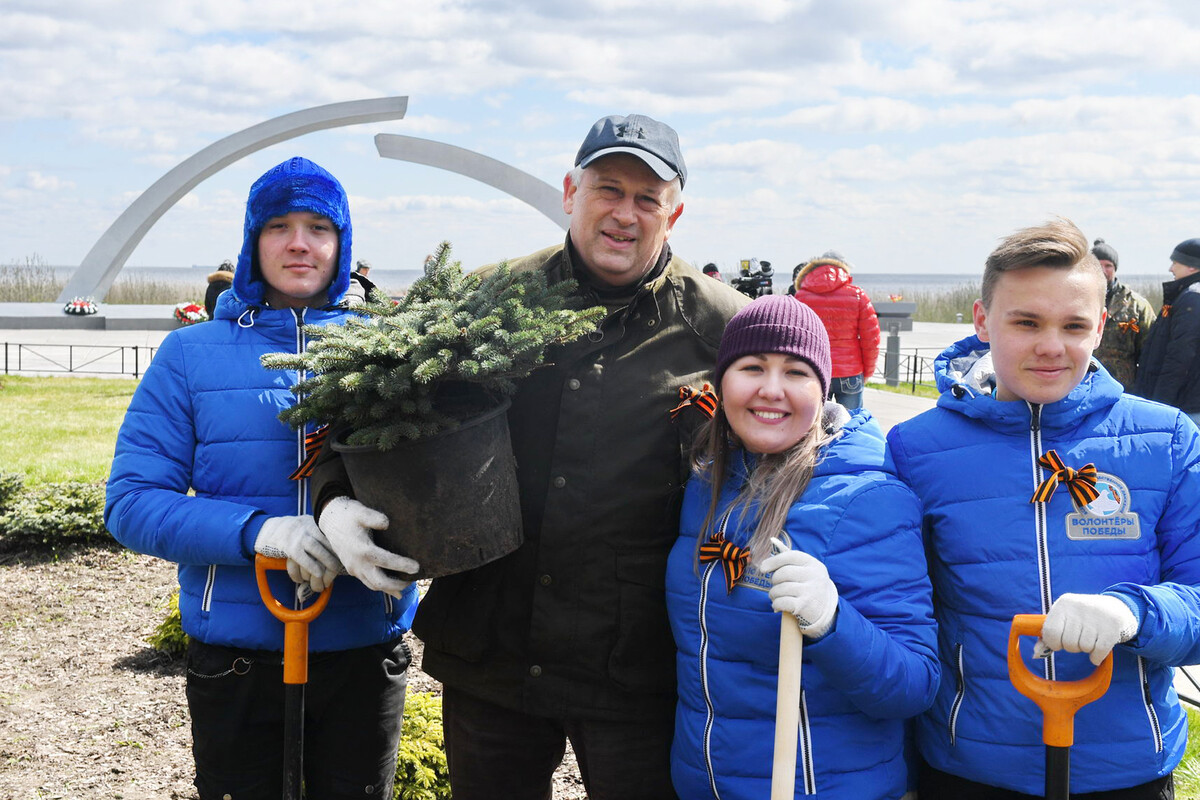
xmin=616 ymin=122 xmax=646 ymax=140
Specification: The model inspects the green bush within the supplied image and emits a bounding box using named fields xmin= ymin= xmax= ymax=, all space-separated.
xmin=0 ymin=471 xmax=24 ymax=515
xmin=0 ymin=479 xmax=111 ymax=553
xmin=394 ymin=690 xmax=450 ymax=800
xmin=146 ymin=590 xmax=189 ymax=657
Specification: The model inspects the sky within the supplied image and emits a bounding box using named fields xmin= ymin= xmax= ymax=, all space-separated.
xmin=5 ymin=0 xmax=1200 ymax=279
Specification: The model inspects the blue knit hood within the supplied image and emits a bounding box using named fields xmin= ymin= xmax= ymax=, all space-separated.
xmin=232 ymin=156 xmax=352 ymax=307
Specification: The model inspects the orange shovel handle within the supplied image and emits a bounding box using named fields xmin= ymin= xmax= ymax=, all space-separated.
xmin=254 ymin=554 xmax=333 ymax=685
xmin=1007 ymin=614 xmax=1113 ymax=747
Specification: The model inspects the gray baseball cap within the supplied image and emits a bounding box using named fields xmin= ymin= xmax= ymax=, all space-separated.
xmin=575 ymin=114 xmax=687 ymax=188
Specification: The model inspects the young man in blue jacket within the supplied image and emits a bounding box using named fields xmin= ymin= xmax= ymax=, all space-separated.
xmin=106 ymin=156 xmax=419 ymax=800
xmin=887 ymin=217 xmax=1200 ymax=799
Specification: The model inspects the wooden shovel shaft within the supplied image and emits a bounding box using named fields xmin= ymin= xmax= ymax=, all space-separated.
xmin=771 ymin=612 xmax=804 ymax=800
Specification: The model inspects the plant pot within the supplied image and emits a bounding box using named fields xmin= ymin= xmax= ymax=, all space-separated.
xmin=330 ymin=399 xmax=523 ymax=581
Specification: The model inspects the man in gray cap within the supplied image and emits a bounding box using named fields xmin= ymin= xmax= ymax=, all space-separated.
xmin=315 ymin=113 xmax=747 ymax=799
xmin=1135 ymin=238 xmax=1200 ymax=421
xmin=1092 ymin=238 xmax=1155 ymax=392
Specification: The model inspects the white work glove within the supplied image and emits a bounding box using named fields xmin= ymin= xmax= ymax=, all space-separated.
xmin=318 ymin=497 xmax=420 ymax=599
xmin=760 ymin=537 xmax=839 ymax=639
xmin=254 ymin=515 xmax=343 ymax=593
xmin=1034 ymin=593 xmax=1139 ymax=666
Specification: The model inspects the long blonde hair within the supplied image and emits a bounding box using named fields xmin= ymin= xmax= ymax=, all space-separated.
xmin=692 ymin=403 xmax=832 ymax=562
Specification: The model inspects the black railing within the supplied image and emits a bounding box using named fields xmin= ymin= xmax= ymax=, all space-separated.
xmin=875 ymin=347 xmax=942 ymax=393
xmin=2 ymin=343 xmax=158 ymax=378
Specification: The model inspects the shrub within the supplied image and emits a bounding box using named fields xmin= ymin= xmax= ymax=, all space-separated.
xmin=146 ymin=590 xmax=189 ymax=657
xmin=394 ymin=691 xmax=450 ymax=800
xmin=262 ymin=241 xmax=605 ymax=450
xmin=0 ymin=471 xmax=24 ymax=515
xmin=0 ymin=479 xmax=111 ymax=553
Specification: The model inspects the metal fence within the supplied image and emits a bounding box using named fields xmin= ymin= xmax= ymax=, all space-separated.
xmin=2 ymin=343 xmax=158 ymax=378
xmin=2 ymin=340 xmax=941 ymax=387
xmin=875 ymin=347 xmax=942 ymax=392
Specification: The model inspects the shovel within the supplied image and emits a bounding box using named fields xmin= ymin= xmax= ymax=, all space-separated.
xmin=771 ymin=611 xmax=804 ymax=799
xmin=255 ymin=554 xmax=334 ymax=800
xmin=1007 ymin=614 xmax=1113 ymax=800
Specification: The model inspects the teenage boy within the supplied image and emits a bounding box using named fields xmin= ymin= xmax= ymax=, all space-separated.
xmin=106 ymin=157 xmax=419 ymax=799
xmin=887 ymin=218 xmax=1200 ymax=799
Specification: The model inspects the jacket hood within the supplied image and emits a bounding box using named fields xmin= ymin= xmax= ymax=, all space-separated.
xmin=932 ymin=334 xmax=1123 ymax=431
xmin=207 ymin=269 xmax=233 ymax=284
xmin=232 ymin=156 xmax=352 ymax=308
xmin=795 ymin=261 xmax=852 ymax=294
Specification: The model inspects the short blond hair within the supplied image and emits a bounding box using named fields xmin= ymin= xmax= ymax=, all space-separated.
xmin=981 ymin=218 xmax=1104 ymax=308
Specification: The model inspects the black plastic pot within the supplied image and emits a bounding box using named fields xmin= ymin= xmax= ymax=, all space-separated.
xmin=330 ymin=399 xmax=523 ymax=580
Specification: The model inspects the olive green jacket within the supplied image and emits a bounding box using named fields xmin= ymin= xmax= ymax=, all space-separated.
xmin=1096 ymin=280 xmax=1156 ymax=392
xmin=414 ymin=241 xmax=748 ymax=720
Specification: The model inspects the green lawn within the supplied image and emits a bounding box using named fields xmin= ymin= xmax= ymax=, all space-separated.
xmin=1180 ymin=708 xmax=1200 ymax=798
xmin=0 ymin=375 xmax=136 ymax=484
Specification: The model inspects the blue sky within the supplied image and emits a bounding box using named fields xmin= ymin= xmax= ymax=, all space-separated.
xmin=4 ymin=0 xmax=1200 ymax=277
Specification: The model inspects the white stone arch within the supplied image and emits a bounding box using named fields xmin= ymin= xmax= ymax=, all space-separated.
xmin=373 ymin=133 xmax=569 ymax=232
xmin=58 ymin=97 xmax=410 ymax=302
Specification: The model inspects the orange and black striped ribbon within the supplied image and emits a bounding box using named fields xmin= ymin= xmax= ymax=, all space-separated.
xmin=288 ymin=424 xmax=329 ymax=481
xmin=698 ymin=531 xmax=750 ymax=594
xmin=1030 ymin=449 xmax=1100 ymax=508
xmin=1117 ymin=319 xmax=1140 ymax=334
xmin=1161 ymin=304 xmax=1172 ymax=319
xmin=670 ymin=382 xmax=718 ymax=420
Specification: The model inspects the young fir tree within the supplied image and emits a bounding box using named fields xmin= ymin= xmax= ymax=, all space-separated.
xmin=262 ymin=242 xmax=606 ymax=450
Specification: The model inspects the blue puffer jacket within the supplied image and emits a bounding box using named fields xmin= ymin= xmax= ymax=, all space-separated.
xmin=667 ymin=410 xmax=938 ymax=800
xmin=105 ymin=222 xmax=417 ymax=652
xmin=886 ymin=335 xmax=1200 ymax=794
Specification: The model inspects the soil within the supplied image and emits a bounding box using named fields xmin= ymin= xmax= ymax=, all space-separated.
xmin=0 ymin=546 xmax=588 ymax=799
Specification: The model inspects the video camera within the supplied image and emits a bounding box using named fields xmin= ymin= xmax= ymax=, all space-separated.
xmin=731 ymin=258 xmax=775 ymax=299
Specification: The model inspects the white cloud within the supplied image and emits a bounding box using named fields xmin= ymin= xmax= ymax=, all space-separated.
xmin=22 ymin=172 xmax=73 ymax=191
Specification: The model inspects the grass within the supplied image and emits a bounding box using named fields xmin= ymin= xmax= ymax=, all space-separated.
xmin=1179 ymin=708 xmax=1200 ymax=799
xmin=1 ymin=256 xmax=198 ymax=304
xmin=0 ymin=375 xmax=136 ymax=484
xmin=870 ymin=380 xmax=940 ymax=399
xmin=906 ymin=282 xmax=979 ymax=323
xmin=0 ymin=256 xmax=59 ymax=302
xmin=102 ymin=275 xmax=200 ymax=305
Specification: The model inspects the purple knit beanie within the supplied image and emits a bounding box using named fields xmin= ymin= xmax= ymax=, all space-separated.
xmin=715 ymin=295 xmax=832 ymax=399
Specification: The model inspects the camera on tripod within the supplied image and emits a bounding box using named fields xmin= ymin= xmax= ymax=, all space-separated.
xmin=731 ymin=258 xmax=775 ymax=298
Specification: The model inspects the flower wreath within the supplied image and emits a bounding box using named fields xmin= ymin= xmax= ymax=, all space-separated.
xmin=174 ymin=301 xmax=209 ymax=325
xmin=64 ymin=297 xmax=99 ymax=316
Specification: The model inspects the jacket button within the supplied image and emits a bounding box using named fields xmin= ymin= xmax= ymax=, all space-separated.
xmin=567 ymin=378 xmax=581 ymax=390
xmin=539 ymin=574 xmax=552 ymax=586
xmin=529 ymin=665 xmax=543 ymax=677
xmin=553 ymin=476 xmax=566 ymax=488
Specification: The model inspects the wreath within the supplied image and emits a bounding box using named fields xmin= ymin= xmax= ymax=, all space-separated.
xmin=174 ymin=302 xmax=208 ymax=325
xmin=63 ymin=297 xmax=98 ymax=316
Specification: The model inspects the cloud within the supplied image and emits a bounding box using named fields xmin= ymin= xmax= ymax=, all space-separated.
xmin=22 ymin=171 xmax=74 ymax=191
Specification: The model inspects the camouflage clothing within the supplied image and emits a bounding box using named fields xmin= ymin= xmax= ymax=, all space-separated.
xmin=1095 ymin=280 xmax=1156 ymax=392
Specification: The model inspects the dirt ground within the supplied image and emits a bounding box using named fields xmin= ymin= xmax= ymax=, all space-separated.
xmin=0 ymin=546 xmax=587 ymax=799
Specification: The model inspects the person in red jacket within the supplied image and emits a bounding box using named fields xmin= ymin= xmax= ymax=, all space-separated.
xmin=793 ymin=250 xmax=881 ymax=409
